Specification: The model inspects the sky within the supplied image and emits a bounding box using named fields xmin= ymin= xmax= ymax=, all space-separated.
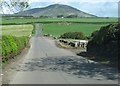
xmin=1 ymin=0 xmax=119 ymax=17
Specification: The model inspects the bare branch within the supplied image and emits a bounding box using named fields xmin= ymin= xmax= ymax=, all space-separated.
xmin=0 ymin=0 xmax=29 ymax=14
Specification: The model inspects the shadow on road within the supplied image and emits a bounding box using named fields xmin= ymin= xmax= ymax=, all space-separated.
xmin=13 ymin=56 xmax=118 ymax=81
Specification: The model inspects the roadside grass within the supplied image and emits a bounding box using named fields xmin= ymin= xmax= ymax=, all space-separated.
xmin=41 ymin=23 xmax=107 ymax=37
xmin=1 ymin=25 xmax=33 ymax=37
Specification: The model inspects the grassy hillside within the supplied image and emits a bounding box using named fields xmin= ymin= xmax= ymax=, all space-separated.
xmin=15 ymin=4 xmax=96 ymax=17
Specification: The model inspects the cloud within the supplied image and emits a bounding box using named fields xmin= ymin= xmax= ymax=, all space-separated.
xmin=0 ymin=6 xmax=15 ymax=14
xmin=28 ymin=0 xmax=119 ymax=3
xmin=74 ymin=2 xmax=118 ymax=17
xmin=29 ymin=1 xmax=118 ymax=17
xmin=1 ymin=0 xmax=118 ymax=17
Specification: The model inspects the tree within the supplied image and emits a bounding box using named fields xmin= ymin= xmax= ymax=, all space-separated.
xmin=0 ymin=0 xmax=29 ymax=14
xmin=66 ymin=14 xmax=77 ymax=18
xmin=60 ymin=32 xmax=86 ymax=39
xmin=91 ymin=30 xmax=99 ymax=37
xmin=87 ymin=23 xmax=119 ymax=64
xmin=57 ymin=15 xmax=64 ymax=18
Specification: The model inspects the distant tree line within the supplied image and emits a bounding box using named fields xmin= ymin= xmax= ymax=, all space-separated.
xmin=57 ymin=14 xmax=78 ymax=18
xmin=2 ymin=15 xmax=33 ymax=18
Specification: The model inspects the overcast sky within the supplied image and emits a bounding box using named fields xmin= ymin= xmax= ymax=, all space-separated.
xmin=1 ymin=0 xmax=119 ymax=17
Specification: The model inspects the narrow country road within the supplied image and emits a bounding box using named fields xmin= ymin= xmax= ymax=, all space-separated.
xmin=3 ymin=24 xmax=118 ymax=84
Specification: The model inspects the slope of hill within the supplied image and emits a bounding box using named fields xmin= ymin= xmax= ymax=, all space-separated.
xmin=15 ymin=4 xmax=96 ymax=18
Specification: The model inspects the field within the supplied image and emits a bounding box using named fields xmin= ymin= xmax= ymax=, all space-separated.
xmin=1 ymin=17 xmax=117 ymax=37
xmin=1 ymin=17 xmax=118 ymax=37
xmin=41 ymin=23 xmax=107 ymax=37
xmin=1 ymin=17 xmax=118 ymax=25
xmin=0 ymin=17 xmax=118 ymax=65
xmin=1 ymin=25 xmax=33 ymax=37
xmin=1 ymin=24 xmax=33 ymax=64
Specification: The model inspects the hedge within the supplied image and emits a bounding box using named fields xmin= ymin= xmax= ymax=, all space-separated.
xmin=87 ymin=23 xmax=119 ymax=66
xmin=1 ymin=35 xmax=29 ymax=63
xmin=60 ymin=32 xmax=86 ymax=39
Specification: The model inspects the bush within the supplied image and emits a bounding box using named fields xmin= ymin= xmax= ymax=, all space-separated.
xmin=60 ymin=32 xmax=86 ymax=39
xmin=32 ymin=24 xmax=36 ymax=34
xmin=1 ymin=35 xmax=29 ymax=63
xmin=88 ymin=24 xmax=119 ymax=45
xmin=87 ymin=23 xmax=120 ymax=66
xmin=91 ymin=30 xmax=99 ymax=37
xmin=32 ymin=28 xmax=35 ymax=34
xmin=65 ymin=14 xmax=78 ymax=18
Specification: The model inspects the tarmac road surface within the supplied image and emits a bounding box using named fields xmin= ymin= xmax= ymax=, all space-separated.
xmin=3 ymin=24 xmax=118 ymax=84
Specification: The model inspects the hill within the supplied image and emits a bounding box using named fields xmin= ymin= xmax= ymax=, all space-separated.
xmin=15 ymin=4 xmax=97 ymax=18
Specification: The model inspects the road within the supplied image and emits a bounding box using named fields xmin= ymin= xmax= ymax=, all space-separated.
xmin=3 ymin=24 xmax=118 ymax=84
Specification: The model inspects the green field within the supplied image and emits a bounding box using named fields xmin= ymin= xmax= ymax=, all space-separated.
xmin=1 ymin=17 xmax=118 ymax=37
xmin=41 ymin=23 xmax=107 ymax=37
xmin=1 ymin=25 xmax=33 ymax=37
xmin=0 ymin=17 xmax=117 ymax=64
xmin=1 ymin=17 xmax=118 ymax=25
xmin=0 ymin=24 xmax=33 ymax=63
